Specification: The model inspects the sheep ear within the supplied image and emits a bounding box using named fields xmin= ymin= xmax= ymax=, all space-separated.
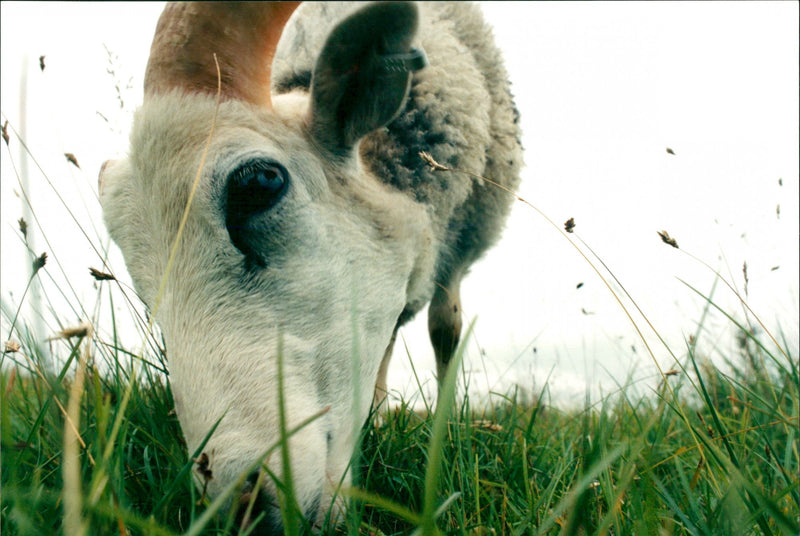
xmin=308 ymin=2 xmax=426 ymax=153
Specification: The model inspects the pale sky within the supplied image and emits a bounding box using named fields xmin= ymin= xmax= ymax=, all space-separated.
xmin=2 ymin=2 xmax=798 ymax=404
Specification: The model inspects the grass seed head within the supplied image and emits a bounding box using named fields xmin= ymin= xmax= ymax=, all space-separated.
xmin=48 ymin=321 xmax=93 ymax=341
xmin=564 ymin=217 xmax=575 ymax=233
xmin=419 ymin=151 xmax=450 ymax=172
xmin=89 ymin=267 xmax=116 ymax=281
xmin=18 ymin=217 xmax=27 ymax=238
xmin=742 ymin=261 xmax=749 ymax=297
xmin=2 ymin=120 xmax=9 ymax=145
xmin=657 ymin=230 xmax=678 ymax=248
xmin=32 ymin=251 xmax=47 ymax=274
xmin=4 ymin=340 xmax=21 ymax=353
xmin=194 ymin=452 xmax=213 ymax=504
xmin=194 ymin=452 xmax=213 ymax=482
xmin=64 ymin=153 xmax=80 ymax=169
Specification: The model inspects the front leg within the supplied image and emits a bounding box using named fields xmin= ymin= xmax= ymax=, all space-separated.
xmin=373 ymin=324 xmax=399 ymax=411
xmin=427 ymin=279 xmax=463 ymax=390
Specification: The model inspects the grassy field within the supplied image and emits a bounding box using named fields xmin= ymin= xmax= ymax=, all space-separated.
xmin=2 ymin=273 xmax=798 ymax=535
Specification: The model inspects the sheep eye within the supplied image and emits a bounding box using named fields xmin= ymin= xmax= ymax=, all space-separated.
xmin=226 ymin=161 xmax=288 ymax=219
xmin=225 ymin=161 xmax=289 ymax=262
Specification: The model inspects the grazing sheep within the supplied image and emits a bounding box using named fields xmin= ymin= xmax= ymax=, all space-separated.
xmin=99 ymin=1 xmax=522 ymax=531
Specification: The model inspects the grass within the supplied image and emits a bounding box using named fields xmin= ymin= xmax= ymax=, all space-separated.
xmin=1 ymin=264 xmax=798 ymax=535
xmin=1 ymin=51 xmax=798 ymax=535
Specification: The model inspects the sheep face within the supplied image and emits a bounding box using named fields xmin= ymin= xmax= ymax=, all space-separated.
xmin=100 ymin=2 xmax=434 ymax=529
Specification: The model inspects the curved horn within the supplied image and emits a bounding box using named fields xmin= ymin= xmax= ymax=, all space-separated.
xmin=144 ymin=1 xmax=299 ymax=107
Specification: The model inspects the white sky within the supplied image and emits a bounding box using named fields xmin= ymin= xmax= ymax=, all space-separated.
xmin=1 ymin=2 xmax=798 ymax=405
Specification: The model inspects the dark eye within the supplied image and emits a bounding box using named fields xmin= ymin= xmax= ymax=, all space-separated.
xmin=226 ymin=161 xmax=288 ymax=219
xmin=225 ymin=161 xmax=288 ymax=263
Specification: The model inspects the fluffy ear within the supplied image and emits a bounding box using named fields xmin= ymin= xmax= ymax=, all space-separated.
xmin=308 ymin=1 xmax=426 ymax=154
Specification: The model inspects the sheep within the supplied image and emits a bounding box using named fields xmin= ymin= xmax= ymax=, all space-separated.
xmin=99 ymin=1 xmax=522 ymax=532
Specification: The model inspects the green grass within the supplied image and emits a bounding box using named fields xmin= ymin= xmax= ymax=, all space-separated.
xmin=2 ymin=276 xmax=798 ymax=535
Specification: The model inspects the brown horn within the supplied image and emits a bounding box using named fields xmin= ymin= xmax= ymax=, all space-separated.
xmin=144 ymin=1 xmax=300 ymax=108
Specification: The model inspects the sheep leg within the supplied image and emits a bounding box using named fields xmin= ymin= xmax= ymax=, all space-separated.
xmin=428 ymin=279 xmax=463 ymax=390
xmin=373 ymin=324 xmax=399 ymax=410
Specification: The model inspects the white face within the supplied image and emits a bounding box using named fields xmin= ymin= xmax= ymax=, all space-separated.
xmin=99 ymin=91 xmax=434 ymax=525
